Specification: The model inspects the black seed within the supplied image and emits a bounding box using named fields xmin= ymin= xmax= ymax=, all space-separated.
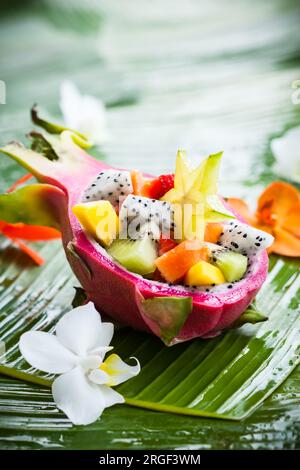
xmin=237 ymin=231 xmax=242 ymax=234
xmin=255 ymin=242 xmax=261 ymax=247
xmin=86 ymin=196 xmax=90 ymax=199
xmin=108 ymin=192 xmax=113 ymax=196
xmin=231 ymin=242 xmax=239 ymax=249
xmin=114 ymin=179 xmax=118 ymax=183
xmin=138 ymin=199 xmax=142 ymax=203
xmin=256 ymin=236 xmax=260 ymax=240
xmin=206 ymin=288 xmax=210 ymax=292
xmin=220 ymin=232 xmax=224 ymax=236
xmin=163 ymin=201 xmax=167 ymax=205
xmin=143 ymin=203 xmax=148 ymax=207
xmin=228 ymin=284 xmax=233 ymax=289
xmin=92 ymin=184 xmax=96 ymax=187
xmin=121 ymin=192 xmax=125 ymax=195
xmin=120 ymin=184 xmax=124 ymax=188
xmin=107 ymin=176 xmax=110 ymax=179
xmin=128 ymin=184 xmax=131 ymax=187
xmin=212 ymin=283 xmax=216 ymax=287
xmin=235 ymin=225 xmax=238 ymax=228
xmin=243 ymin=233 xmax=247 ymax=238
xmin=118 ymin=173 xmax=121 ymax=177
xmin=229 ymin=229 xmax=233 ymax=233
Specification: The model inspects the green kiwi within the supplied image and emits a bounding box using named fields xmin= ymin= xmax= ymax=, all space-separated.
xmin=108 ymin=237 xmax=157 ymax=275
xmin=213 ymin=251 xmax=247 ymax=282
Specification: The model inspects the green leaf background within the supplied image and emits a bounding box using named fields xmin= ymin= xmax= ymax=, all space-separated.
xmin=0 ymin=0 xmax=300 ymax=449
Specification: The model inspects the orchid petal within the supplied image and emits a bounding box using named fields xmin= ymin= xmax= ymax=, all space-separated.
xmin=271 ymin=126 xmax=300 ymax=183
xmin=88 ymin=368 xmax=110 ymax=385
xmin=55 ymin=302 xmax=113 ymax=357
xmin=90 ymin=322 xmax=114 ymax=353
xmin=98 ymin=385 xmax=125 ymax=408
xmin=52 ymin=366 xmax=106 ymax=425
xmin=19 ymin=331 xmax=76 ymax=374
xmin=60 ymin=81 xmax=81 ymax=130
xmin=101 ymin=354 xmax=141 ymax=386
xmin=78 ymin=355 xmax=104 ymax=371
xmin=60 ymin=81 xmax=108 ymax=145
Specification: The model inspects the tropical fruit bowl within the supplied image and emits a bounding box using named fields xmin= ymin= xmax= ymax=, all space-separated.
xmin=0 ymin=110 xmax=273 ymax=345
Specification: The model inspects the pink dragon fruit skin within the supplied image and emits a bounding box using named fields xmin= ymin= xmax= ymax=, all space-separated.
xmin=0 ymin=135 xmax=269 ymax=345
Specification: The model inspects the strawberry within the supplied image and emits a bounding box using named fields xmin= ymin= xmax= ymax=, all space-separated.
xmin=158 ymin=174 xmax=175 ymax=197
xmin=140 ymin=173 xmax=175 ymax=199
xmin=158 ymin=236 xmax=178 ymax=256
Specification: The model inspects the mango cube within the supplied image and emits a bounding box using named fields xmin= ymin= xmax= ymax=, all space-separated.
xmin=185 ymin=260 xmax=225 ymax=286
xmin=72 ymin=201 xmax=119 ymax=247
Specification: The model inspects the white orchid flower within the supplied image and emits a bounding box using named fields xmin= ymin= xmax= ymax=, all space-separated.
xmin=19 ymin=302 xmax=140 ymax=425
xmin=60 ymin=81 xmax=109 ymax=146
xmin=271 ymin=126 xmax=300 ymax=183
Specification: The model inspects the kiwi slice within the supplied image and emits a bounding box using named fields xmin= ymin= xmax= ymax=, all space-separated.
xmin=108 ymin=237 xmax=157 ymax=275
xmin=213 ymin=251 xmax=247 ymax=282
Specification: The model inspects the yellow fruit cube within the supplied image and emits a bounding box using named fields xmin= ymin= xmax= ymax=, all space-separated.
xmin=72 ymin=201 xmax=119 ymax=247
xmin=185 ymin=260 xmax=225 ymax=286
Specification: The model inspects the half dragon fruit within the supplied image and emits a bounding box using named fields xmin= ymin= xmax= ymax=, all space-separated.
xmin=0 ymin=111 xmax=273 ymax=345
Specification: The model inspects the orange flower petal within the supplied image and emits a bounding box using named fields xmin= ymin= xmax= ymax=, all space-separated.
xmin=280 ymin=204 xmax=300 ymax=239
xmin=2 ymin=223 xmax=61 ymax=241
xmin=226 ymin=198 xmax=255 ymax=224
xmin=271 ymin=226 xmax=300 ymax=257
xmin=7 ymin=173 xmax=33 ymax=193
xmin=6 ymin=237 xmax=44 ymax=265
xmin=257 ymin=181 xmax=300 ymax=222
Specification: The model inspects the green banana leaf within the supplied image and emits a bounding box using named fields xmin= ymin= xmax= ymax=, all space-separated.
xmin=0 ymin=245 xmax=299 ymax=420
xmin=0 ymin=242 xmax=299 ymax=449
xmin=1 ymin=0 xmax=300 ymax=450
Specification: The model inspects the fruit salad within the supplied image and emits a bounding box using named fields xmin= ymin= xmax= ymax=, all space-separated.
xmin=72 ymin=150 xmax=273 ymax=292
xmin=0 ymin=109 xmax=273 ymax=344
